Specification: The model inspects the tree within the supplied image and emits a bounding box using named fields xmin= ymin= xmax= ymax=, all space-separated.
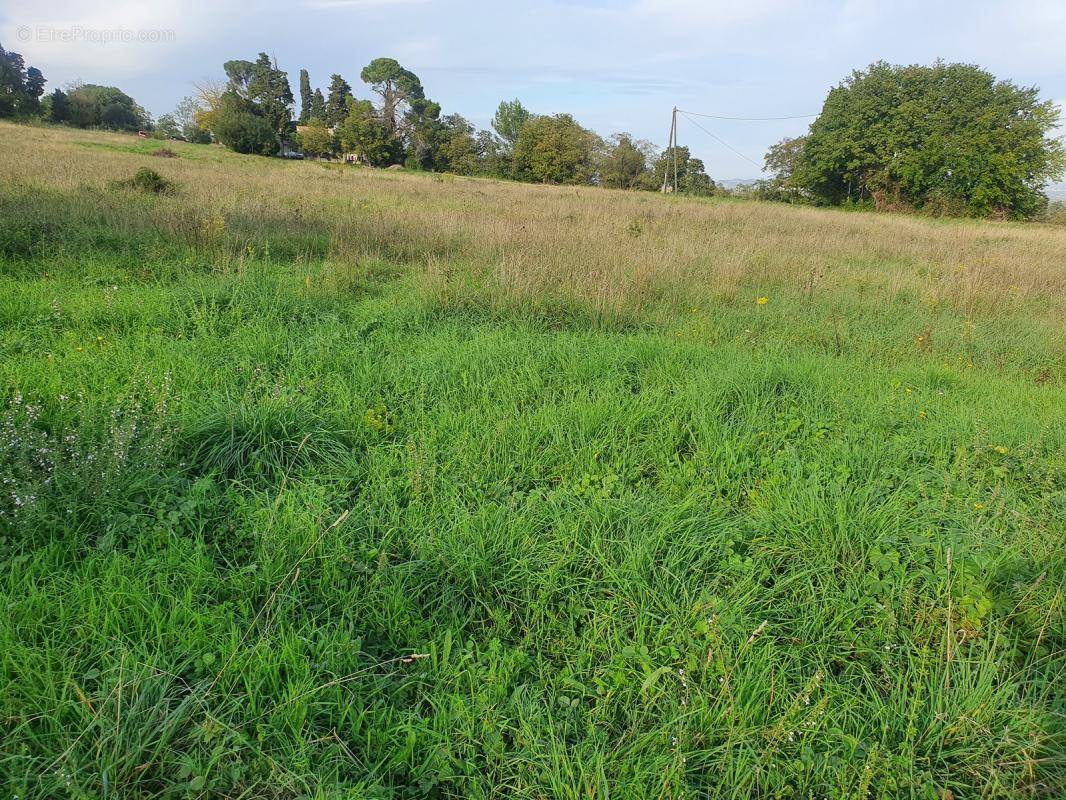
xmin=794 ymin=61 xmax=1066 ymax=218
xmin=154 ymin=113 xmax=181 ymax=139
xmin=360 ymin=58 xmax=423 ymax=136
xmin=492 ymin=99 xmax=530 ymax=151
xmin=512 ymin=114 xmax=601 ymax=184
xmin=296 ymin=117 xmax=334 ymax=157
xmin=404 ymin=97 xmax=442 ymax=169
xmin=246 ymin=53 xmax=293 ymax=136
xmin=600 ymin=133 xmax=654 ymax=189
xmin=173 ymin=95 xmax=211 ymax=143
xmin=46 ymin=88 xmax=70 ymax=123
xmin=337 ymin=97 xmax=397 ymax=166
xmin=193 ymin=80 xmax=225 ymax=136
xmin=763 ymin=136 xmax=806 ymax=189
xmin=66 ymin=84 xmax=148 ymax=131
xmin=223 ymin=60 xmax=256 ymax=98
xmin=475 ymin=129 xmax=503 ymax=177
xmin=650 ymin=146 xmax=716 ymax=195
xmin=436 ymin=114 xmax=480 ymax=175
xmin=24 ymin=67 xmax=45 ymax=112
xmin=211 ymin=92 xmax=278 ymax=155
xmin=298 ymin=69 xmax=312 ymax=123
xmin=0 ymin=44 xmax=45 ymax=117
xmin=752 ymin=136 xmax=809 ymax=201
xmin=311 ymin=89 xmax=326 ymax=122
xmin=325 ymin=74 xmax=352 ymax=128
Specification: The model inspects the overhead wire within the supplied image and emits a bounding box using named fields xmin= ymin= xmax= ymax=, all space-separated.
xmin=676 ymin=109 xmax=818 ymax=121
xmin=676 ymin=111 xmax=765 ymax=170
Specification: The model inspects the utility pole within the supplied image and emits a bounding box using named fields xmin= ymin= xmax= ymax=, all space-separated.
xmin=672 ymin=106 xmax=679 ymax=194
xmin=661 ymin=106 xmax=677 ymax=193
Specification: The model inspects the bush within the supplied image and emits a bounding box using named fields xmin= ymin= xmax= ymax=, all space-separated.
xmin=112 ymin=167 xmax=177 ymax=195
xmin=211 ymin=93 xmax=279 ymax=156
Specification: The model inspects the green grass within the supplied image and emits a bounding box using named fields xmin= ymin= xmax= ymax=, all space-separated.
xmin=1 ymin=123 xmax=1064 ymax=799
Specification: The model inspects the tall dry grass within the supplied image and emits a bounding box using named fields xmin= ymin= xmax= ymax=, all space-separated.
xmin=3 ymin=121 xmax=1065 ymax=325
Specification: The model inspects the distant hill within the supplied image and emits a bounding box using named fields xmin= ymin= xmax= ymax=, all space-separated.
xmin=717 ymin=178 xmax=761 ymax=189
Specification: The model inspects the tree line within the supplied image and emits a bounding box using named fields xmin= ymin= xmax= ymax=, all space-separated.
xmin=176 ymin=53 xmax=716 ymax=194
xmin=3 ymin=42 xmax=150 ymax=131
xmin=2 ymin=41 xmax=1062 ymax=218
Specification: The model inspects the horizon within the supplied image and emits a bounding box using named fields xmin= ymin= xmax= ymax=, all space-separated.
xmin=2 ymin=1 xmax=1065 ymax=181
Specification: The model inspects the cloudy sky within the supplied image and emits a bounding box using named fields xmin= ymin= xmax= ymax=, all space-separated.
xmin=3 ymin=0 xmax=1065 ymax=179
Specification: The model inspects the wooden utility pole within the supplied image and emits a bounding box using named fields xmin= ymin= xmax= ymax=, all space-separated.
xmin=672 ymin=106 xmax=679 ymax=194
xmin=661 ymin=106 xmax=678 ymax=193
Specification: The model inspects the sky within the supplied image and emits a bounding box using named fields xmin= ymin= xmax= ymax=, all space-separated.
xmin=3 ymin=0 xmax=1065 ymax=181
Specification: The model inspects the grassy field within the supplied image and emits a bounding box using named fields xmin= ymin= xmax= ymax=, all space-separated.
xmin=1 ymin=120 xmax=1064 ymax=799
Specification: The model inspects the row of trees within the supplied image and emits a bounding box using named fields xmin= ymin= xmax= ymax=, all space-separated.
xmin=7 ymin=42 xmax=1060 ymax=217
xmin=0 ymin=43 xmax=45 ymax=117
xmin=2 ymin=40 xmax=151 ymax=131
xmin=757 ymin=61 xmax=1065 ymax=219
xmin=179 ymin=53 xmax=718 ymax=194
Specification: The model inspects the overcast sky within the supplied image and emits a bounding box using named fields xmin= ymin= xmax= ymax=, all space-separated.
xmin=3 ymin=0 xmax=1065 ymax=179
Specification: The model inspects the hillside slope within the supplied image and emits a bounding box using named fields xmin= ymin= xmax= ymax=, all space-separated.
xmin=1 ymin=122 xmax=1064 ymax=798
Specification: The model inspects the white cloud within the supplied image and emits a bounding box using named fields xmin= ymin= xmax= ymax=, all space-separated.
xmin=2 ymin=0 xmax=1063 ymax=178
xmin=303 ymin=0 xmax=426 ymax=8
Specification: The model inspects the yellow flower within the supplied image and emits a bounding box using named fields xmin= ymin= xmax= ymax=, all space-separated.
xmin=973 ymin=502 xmax=985 ymax=510
xmin=756 ymin=296 xmax=768 ymax=305
xmin=918 ymin=409 xmax=926 ymax=419
xmin=994 ymin=446 xmax=1008 ymax=455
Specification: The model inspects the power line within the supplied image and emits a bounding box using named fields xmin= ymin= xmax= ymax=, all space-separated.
xmin=676 ymin=108 xmax=818 ymax=121
xmin=677 ymin=112 xmax=764 ymax=170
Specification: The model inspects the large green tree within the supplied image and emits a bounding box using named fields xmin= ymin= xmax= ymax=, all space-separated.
xmin=296 ymin=117 xmax=334 ymax=158
xmin=600 ymin=133 xmax=654 ymax=189
xmin=435 ymin=113 xmax=481 ymax=175
xmin=246 ymin=53 xmax=293 ymax=136
xmin=360 ymin=58 xmax=423 ymax=136
xmin=492 ymin=99 xmax=530 ymax=151
xmin=757 ymin=136 xmax=808 ymax=201
xmin=211 ymin=92 xmax=278 ymax=155
xmin=794 ymin=61 xmax=1065 ymax=218
xmin=222 ymin=60 xmax=256 ymax=98
xmin=325 ymin=74 xmax=353 ymax=128
xmin=65 ymin=84 xmax=148 ymax=131
xmin=310 ymin=89 xmax=326 ymax=122
xmin=512 ymin=114 xmax=601 ymax=184
xmin=337 ymin=97 xmax=397 ymax=166
xmin=45 ymin=88 xmax=70 ymax=123
xmin=0 ymin=43 xmax=46 ymax=117
xmin=650 ymin=145 xmax=715 ymax=195
xmin=403 ymin=97 xmax=442 ymax=169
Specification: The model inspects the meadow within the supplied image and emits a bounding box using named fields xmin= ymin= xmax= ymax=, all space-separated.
xmin=0 ymin=120 xmax=1064 ymax=799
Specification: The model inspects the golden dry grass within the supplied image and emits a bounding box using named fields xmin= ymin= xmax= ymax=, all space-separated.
xmin=3 ymin=120 xmax=1065 ymax=333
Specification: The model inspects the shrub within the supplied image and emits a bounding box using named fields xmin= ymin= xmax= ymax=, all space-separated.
xmin=112 ymin=167 xmax=177 ymax=195
xmin=211 ymin=93 xmax=279 ymax=156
